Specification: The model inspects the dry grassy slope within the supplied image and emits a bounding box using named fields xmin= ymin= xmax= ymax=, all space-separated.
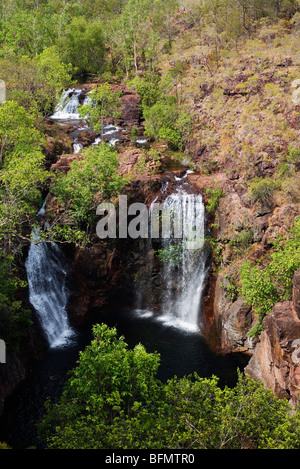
xmin=155 ymin=24 xmax=300 ymax=358
xmin=161 ymin=25 xmax=300 ymax=250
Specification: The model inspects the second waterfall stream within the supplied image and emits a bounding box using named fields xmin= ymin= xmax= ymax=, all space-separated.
xmin=25 ymin=203 xmax=74 ymax=348
xmin=159 ymin=191 xmax=208 ymax=332
xmin=137 ymin=185 xmax=209 ymax=333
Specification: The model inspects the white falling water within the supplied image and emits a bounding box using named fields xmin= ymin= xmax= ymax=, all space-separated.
xmin=157 ymin=192 xmax=207 ymax=332
xmin=25 ymin=206 xmax=75 ymax=348
xmin=137 ymin=191 xmax=208 ymax=332
xmin=51 ymin=88 xmax=91 ymax=120
xmin=73 ymin=141 xmax=83 ymax=154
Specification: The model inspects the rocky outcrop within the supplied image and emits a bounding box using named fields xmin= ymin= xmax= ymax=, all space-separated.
xmin=79 ymin=82 xmax=141 ymax=128
xmin=245 ymin=269 xmax=300 ymax=406
xmin=42 ymin=120 xmax=74 ymax=169
xmin=111 ymin=84 xmax=141 ymax=128
xmin=211 ymin=273 xmax=254 ymax=353
xmin=50 ymin=153 xmax=83 ymax=174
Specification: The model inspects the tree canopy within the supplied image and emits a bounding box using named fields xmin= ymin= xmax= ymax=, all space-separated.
xmin=39 ymin=323 xmax=300 ymax=450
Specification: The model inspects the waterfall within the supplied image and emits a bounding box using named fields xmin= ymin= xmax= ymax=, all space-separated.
xmin=25 ymin=205 xmax=75 ymax=348
xmin=73 ymin=141 xmax=83 ymax=154
xmin=51 ymin=88 xmax=91 ymax=120
xmin=137 ymin=189 xmax=209 ymax=333
xmin=158 ymin=192 xmax=208 ymax=332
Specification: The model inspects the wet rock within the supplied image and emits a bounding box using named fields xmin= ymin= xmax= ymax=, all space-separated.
xmin=42 ymin=120 xmax=74 ymax=168
xmin=77 ymin=130 xmax=99 ymax=147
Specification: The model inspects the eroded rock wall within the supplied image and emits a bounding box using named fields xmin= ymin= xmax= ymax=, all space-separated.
xmin=245 ymin=270 xmax=300 ymax=406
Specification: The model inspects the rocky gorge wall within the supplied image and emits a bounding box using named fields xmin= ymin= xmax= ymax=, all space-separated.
xmin=1 ymin=72 xmax=300 ymax=418
xmin=187 ymin=159 xmax=300 ymax=406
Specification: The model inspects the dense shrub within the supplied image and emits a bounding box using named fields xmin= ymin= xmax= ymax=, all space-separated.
xmin=240 ymin=217 xmax=300 ymax=336
xmin=39 ymin=323 xmax=300 ymax=450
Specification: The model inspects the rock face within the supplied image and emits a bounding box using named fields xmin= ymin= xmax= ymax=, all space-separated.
xmin=65 ymin=174 xmax=164 ymax=325
xmin=0 ymin=307 xmax=47 ymax=416
xmin=42 ymin=120 xmax=74 ymax=169
xmin=245 ymin=269 xmax=300 ymax=406
xmin=111 ymin=84 xmax=141 ymax=128
xmin=51 ymin=153 xmax=83 ymax=174
xmin=207 ymin=271 xmax=254 ymax=353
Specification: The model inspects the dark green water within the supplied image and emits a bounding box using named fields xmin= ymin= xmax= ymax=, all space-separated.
xmin=0 ymin=308 xmax=249 ymax=449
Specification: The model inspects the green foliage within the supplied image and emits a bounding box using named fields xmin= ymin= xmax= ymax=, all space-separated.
xmin=287 ymin=146 xmax=300 ymax=169
xmin=220 ymin=274 xmax=239 ymax=302
xmin=40 ymin=324 xmax=300 ymax=449
xmin=38 ymin=323 xmax=161 ymax=448
xmin=0 ymin=441 xmax=11 ymax=449
xmin=51 ymin=143 xmax=127 ymax=238
xmin=0 ymin=49 xmax=73 ymax=116
xmin=79 ymin=84 xmax=122 ymax=135
xmin=0 ymin=101 xmax=48 ymax=254
xmin=249 ymin=177 xmax=281 ymax=207
xmin=57 ymin=17 xmax=105 ymax=75
xmin=205 ymin=188 xmax=225 ymax=213
xmin=0 ymin=252 xmax=32 ymax=352
xmin=230 ymin=227 xmax=254 ymax=250
xmin=240 ymin=217 xmax=300 ymax=336
xmin=129 ymin=71 xmax=162 ymax=111
xmin=156 ymin=244 xmax=183 ymax=266
xmin=143 ymin=102 xmax=191 ymax=150
xmin=0 ymin=7 xmax=61 ymax=57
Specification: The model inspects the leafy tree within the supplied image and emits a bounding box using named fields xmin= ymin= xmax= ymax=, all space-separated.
xmin=79 ymin=83 xmax=122 ymax=135
xmin=129 ymin=71 xmax=162 ymax=112
xmin=0 ymin=101 xmax=48 ymax=254
xmin=58 ymin=16 xmax=105 ymax=75
xmin=240 ymin=217 xmax=300 ymax=336
xmin=0 ymin=49 xmax=72 ymax=116
xmin=51 ymin=143 xmax=127 ymax=238
xmin=0 ymin=7 xmax=61 ymax=57
xmin=152 ymin=0 xmax=179 ymax=50
xmin=39 ymin=323 xmax=300 ymax=449
xmin=38 ymin=323 xmax=161 ymax=448
xmin=143 ymin=101 xmax=191 ymax=150
xmin=76 ymin=0 xmax=127 ymax=21
xmin=115 ymin=0 xmax=151 ymax=76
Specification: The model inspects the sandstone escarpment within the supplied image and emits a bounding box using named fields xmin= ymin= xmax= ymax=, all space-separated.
xmin=245 ymin=270 xmax=300 ymax=406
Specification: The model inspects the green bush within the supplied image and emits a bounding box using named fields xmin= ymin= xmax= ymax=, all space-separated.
xmin=39 ymin=323 xmax=300 ymax=450
xmin=240 ymin=217 xmax=300 ymax=336
xmin=205 ymin=188 xmax=225 ymax=213
xmin=51 ymin=143 xmax=128 ymax=243
xmin=249 ymin=177 xmax=281 ymax=207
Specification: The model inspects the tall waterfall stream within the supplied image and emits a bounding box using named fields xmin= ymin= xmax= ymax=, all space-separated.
xmin=0 ymin=89 xmax=249 ymax=449
xmin=25 ymin=205 xmax=75 ymax=349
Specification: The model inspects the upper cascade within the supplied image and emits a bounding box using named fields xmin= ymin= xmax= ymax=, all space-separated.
xmin=51 ymin=88 xmax=90 ymax=120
